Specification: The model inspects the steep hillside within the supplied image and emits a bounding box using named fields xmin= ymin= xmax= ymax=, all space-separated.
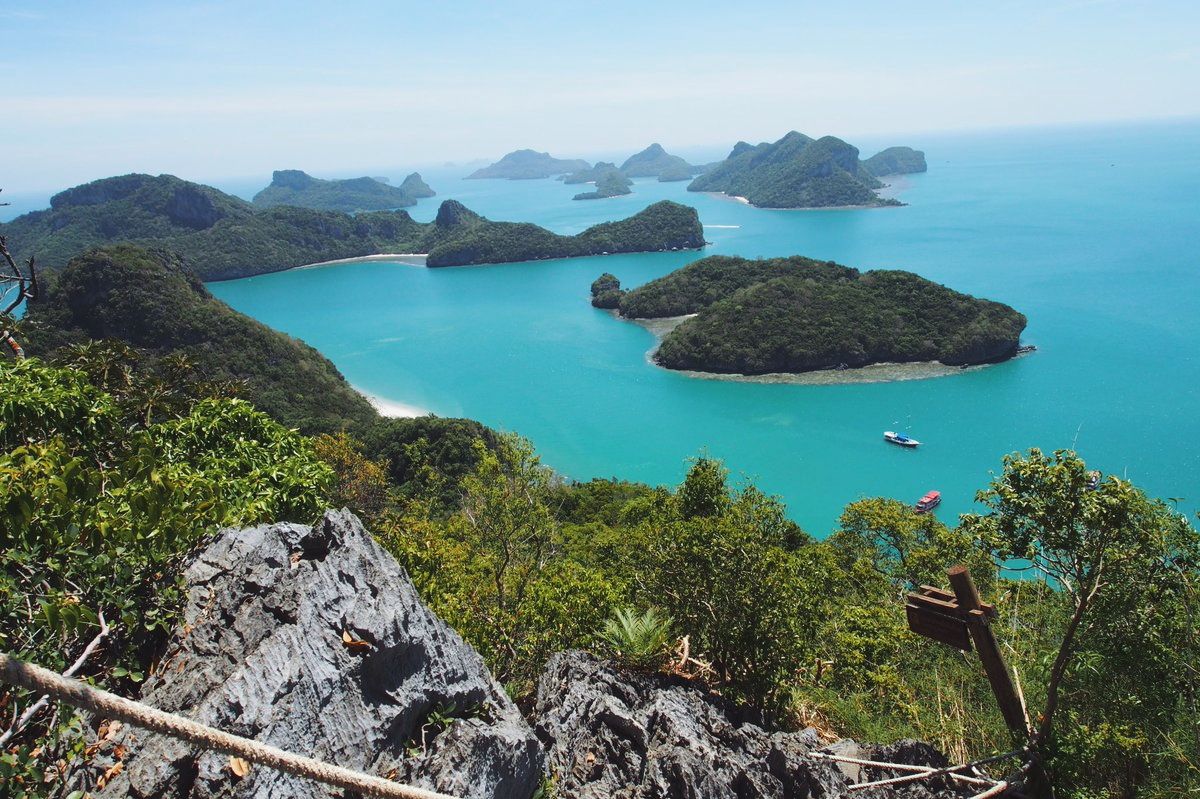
xmin=467 ymin=149 xmax=590 ymax=179
xmin=21 ymin=245 xmax=378 ymax=432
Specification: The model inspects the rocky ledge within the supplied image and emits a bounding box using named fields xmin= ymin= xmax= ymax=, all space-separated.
xmin=534 ymin=650 xmax=966 ymax=799
xmin=89 ymin=510 xmax=968 ymax=799
xmin=99 ymin=510 xmax=543 ymax=799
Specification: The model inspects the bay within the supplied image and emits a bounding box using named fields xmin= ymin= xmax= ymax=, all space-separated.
xmin=209 ymin=120 xmax=1200 ymax=535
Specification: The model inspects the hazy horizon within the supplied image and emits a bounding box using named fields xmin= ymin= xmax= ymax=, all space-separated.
xmin=5 ymin=1 xmax=1200 ymax=194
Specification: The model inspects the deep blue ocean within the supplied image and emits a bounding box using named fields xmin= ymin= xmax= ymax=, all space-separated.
xmin=205 ymin=121 xmax=1200 ymax=536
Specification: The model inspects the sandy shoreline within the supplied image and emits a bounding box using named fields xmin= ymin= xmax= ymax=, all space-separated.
xmin=297 ymin=253 xmax=428 ymax=270
xmin=357 ymin=388 xmax=430 ymax=418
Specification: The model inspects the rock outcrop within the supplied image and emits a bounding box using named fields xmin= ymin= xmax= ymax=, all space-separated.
xmin=101 ymin=510 xmax=543 ymax=799
xmin=534 ymin=651 xmax=966 ymax=799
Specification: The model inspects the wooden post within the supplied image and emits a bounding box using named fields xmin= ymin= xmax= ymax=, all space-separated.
xmin=947 ymin=565 xmax=1028 ymax=738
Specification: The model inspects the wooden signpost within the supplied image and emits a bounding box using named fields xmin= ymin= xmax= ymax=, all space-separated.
xmin=906 ymin=565 xmax=1028 ymax=737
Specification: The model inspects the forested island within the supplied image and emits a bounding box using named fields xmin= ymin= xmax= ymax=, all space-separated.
xmin=862 ymin=146 xmax=927 ymax=177
xmin=251 ymin=169 xmax=435 ymax=212
xmin=467 ymin=149 xmax=590 ymax=179
xmin=619 ymin=143 xmax=704 ymax=181
xmin=0 ymin=174 xmax=705 ymax=279
xmin=595 ymin=254 xmax=1027 ymax=374
xmin=570 ymin=164 xmax=633 ymax=200
xmin=688 ymin=132 xmax=923 ymax=208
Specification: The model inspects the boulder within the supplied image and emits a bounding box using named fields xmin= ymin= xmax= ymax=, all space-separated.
xmin=101 ymin=509 xmax=543 ymax=799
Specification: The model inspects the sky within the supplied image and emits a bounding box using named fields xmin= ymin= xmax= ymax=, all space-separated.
xmin=3 ymin=0 xmax=1199 ymax=193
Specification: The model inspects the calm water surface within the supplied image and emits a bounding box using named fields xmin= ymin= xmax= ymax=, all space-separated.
xmin=209 ymin=122 xmax=1200 ymax=534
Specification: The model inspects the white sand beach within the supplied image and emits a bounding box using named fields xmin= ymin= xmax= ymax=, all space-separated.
xmin=298 ymin=253 xmax=428 ymax=270
xmin=357 ymin=388 xmax=430 ymax=418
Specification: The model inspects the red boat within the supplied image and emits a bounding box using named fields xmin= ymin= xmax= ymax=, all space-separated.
xmin=914 ymin=490 xmax=941 ymax=514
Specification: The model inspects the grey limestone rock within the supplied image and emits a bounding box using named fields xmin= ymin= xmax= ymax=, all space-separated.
xmin=101 ymin=509 xmax=542 ymax=799
xmin=533 ymin=651 xmax=967 ymax=799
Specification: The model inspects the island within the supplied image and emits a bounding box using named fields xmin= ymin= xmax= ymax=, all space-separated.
xmin=595 ymin=254 xmax=1028 ymax=375
xmin=619 ymin=143 xmax=702 ymax=180
xmin=424 ymin=199 xmax=703 ymax=266
xmin=687 ymin=131 xmax=924 ymax=208
xmin=399 ymin=171 xmax=437 ymax=198
xmin=467 ymin=149 xmax=590 ymax=179
xmin=252 ymin=169 xmax=433 ymax=212
xmin=571 ymin=164 xmax=633 ymax=200
xmin=862 ymin=146 xmax=928 ymax=177
xmin=0 ymin=173 xmax=706 ymax=280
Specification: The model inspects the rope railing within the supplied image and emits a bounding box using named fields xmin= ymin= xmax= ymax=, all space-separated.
xmin=2 ymin=648 xmax=1027 ymax=799
xmin=0 ymin=652 xmax=457 ymax=799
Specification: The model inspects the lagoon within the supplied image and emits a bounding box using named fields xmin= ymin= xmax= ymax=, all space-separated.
xmin=209 ymin=121 xmax=1200 ymax=535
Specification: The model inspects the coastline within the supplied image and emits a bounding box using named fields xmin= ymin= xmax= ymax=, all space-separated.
xmin=357 ymin=387 xmax=430 ymax=418
xmin=627 ymin=313 xmax=1029 ymax=385
xmin=296 ymin=253 xmax=428 ymax=270
xmin=699 ymin=191 xmax=905 ymax=212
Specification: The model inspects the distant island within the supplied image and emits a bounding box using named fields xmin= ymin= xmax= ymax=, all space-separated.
xmin=688 ymin=132 xmax=924 ymax=208
xmin=594 ymin=254 xmax=1027 ymax=375
xmin=398 ymin=171 xmax=437 ymax=198
xmin=0 ymin=174 xmax=705 ymax=280
xmin=569 ymin=164 xmax=633 ymax=200
xmin=467 ymin=149 xmax=590 ymax=179
xmin=862 ymin=146 xmax=927 ymax=177
xmin=252 ymin=169 xmax=435 ymax=212
xmin=425 ymin=199 xmax=703 ymax=265
xmin=619 ymin=144 xmax=705 ymax=182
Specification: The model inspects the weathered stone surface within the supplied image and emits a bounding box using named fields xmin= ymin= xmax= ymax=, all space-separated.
xmin=102 ymin=509 xmax=542 ymax=799
xmin=534 ymin=651 xmax=967 ymax=799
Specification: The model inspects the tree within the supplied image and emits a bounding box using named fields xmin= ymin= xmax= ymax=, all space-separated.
xmin=961 ymin=449 xmax=1200 ymax=795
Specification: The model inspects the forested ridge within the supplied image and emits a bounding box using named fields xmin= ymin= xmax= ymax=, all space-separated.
xmin=0 ymin=174 xmax=705 ymax=280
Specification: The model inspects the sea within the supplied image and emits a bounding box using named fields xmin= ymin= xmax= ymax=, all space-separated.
xmin=203 ymin=120 xmax=1200 ymax=536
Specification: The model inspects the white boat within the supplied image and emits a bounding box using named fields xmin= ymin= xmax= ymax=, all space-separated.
xmin=884 ymin=430 xmax=921 ymax=448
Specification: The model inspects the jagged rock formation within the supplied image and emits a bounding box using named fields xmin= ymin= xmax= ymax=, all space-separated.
xmin=534 ymin=651 xmax=966 ymax=799
xmin=100 ymin=510 xmax=543 ymax=799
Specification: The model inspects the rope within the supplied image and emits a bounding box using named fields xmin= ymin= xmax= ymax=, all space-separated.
xmin=0 ymin=652 xmax=457 ymax=799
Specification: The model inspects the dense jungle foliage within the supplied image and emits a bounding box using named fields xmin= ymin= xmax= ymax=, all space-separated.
xmin=610 ymin=254 xmax=1027 ymax=374
xmin=251 ymin=169 xmax=428 ymax=212
xmin=688 ymin=131 xmax=904 ymax=208
xmin=19 ymin=245 xmax=378 ymax=433
xmin=0 ymin=175 xmax=704 ymax=279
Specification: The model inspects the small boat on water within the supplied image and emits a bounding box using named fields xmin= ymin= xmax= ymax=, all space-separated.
xmin=914 ymin=490 xmax=941 ymax=514
xmin=884 ymin=430 xmax=921 ymax=448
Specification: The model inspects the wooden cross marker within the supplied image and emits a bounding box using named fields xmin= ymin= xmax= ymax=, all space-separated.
xmin=906 ymin=565 xmax=1029 ymax=738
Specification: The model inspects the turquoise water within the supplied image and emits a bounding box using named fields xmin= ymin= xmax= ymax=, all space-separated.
xmin=209 ymin=121 xmax=1200 ymax=535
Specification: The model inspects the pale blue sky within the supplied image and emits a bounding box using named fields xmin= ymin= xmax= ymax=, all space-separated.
xmin=4 ymin=1 xmax=1199 ymax=191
